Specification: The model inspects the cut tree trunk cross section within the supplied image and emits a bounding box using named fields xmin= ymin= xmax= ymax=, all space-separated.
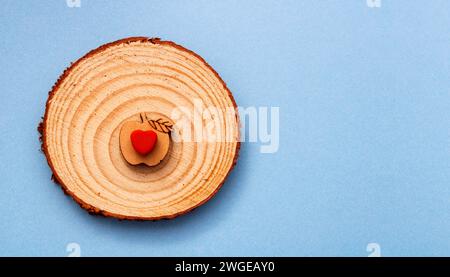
xmin=40 ymin=37 xmax=240 ymax=220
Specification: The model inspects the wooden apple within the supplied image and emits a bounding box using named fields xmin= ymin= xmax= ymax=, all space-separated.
xmin=119 ymin=112 xmax=173 ymax=166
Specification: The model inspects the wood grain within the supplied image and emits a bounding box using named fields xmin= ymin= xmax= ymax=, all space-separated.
xmin=40 ymin=37 xmax=240 ymax=220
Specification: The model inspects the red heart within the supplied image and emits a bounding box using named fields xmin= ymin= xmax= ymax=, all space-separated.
xmin=130 ymin=130 xmax=157 ymax=155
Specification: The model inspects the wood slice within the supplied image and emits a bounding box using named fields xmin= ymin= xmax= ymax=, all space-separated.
xmin=40 ymin=37 xmax=240 ymax=220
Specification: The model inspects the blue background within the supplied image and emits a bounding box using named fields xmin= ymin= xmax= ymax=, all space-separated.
xmin=0 ymin=0 xmax=449 ymax=256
